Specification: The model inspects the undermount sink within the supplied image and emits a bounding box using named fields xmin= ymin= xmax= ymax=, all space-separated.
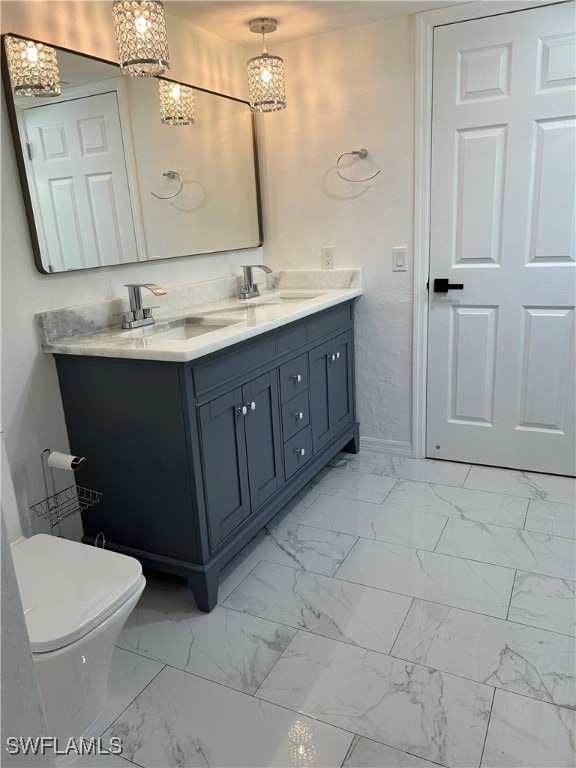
xmin=251 ymin=290 xmax=326 ymax=304
xmin=146 ymin=316 xmax=240 ymax=341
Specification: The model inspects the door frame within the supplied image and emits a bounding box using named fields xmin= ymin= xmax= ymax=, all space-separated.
xmin=411 ymin=0 xmax=568 ymax=458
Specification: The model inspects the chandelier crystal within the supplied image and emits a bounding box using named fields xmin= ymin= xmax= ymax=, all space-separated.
xmin=5 ymin=35 xmax=61 ymax=97
xmin=159 ymin=80 xmax=194 ymax=125
xmin=112 ymin=0 xmax=169 ymax=76
xmin=247 ymin=18 xmax=286 ymax=113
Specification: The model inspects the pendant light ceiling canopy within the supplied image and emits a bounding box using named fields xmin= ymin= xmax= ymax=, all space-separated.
xmin=112 ymin=0 xmax=169 ymax=76
xmin=247 ymin=18 xmax=286 ymax=113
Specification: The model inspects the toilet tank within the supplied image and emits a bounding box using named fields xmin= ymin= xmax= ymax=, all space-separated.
xmin=1 ymin=430 xmax=25 ymax=544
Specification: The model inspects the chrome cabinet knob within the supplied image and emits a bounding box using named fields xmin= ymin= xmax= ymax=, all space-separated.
xmin=238 ymin=405 xmax=248 ymax=416
xmin=293 ymin=374 xmax=302 ymax=383
xmin=330 ymin=354 xmax=336 ymax=362
xmin=336 ymin=351 xmax=340 ymax=359
xmin=295 ymin=448 xmax=306 ymax=457
xmin=294 ymin=411 xmax=304 ymax=420
xmin=250 ymin=401 xmax=256 ymax=411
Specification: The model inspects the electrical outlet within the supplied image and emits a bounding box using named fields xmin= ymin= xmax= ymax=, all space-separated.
xmin=321 ymin=246 xmax=335 ymax=269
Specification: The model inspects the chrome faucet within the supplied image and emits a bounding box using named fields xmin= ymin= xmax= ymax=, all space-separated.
xmin=122 ymin=283 xmax=167 ymax=329
xmin=239 ymin=264 xmax=272 ymax=299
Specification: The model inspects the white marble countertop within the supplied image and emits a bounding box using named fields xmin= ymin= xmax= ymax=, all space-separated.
xmin=36 ymin=270 xmax=363 ymax=363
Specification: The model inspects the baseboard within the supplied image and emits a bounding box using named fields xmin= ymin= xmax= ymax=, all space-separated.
xmin=359 ymin=437 xmax=413 ymax=456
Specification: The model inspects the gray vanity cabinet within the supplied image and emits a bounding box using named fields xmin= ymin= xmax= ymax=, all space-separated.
xmin=309 ymin=331 xmax=354 ymax=454
xmin=54 ymin=301 xmax=359 ymax=612
xmin=199 ymin=371 xmax=283 ymax=551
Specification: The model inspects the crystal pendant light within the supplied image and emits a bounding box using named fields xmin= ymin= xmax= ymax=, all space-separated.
xmin=112 ymin=0 xmax=169 ymax=76
xmin=159 ymin=80 xmax=194 ymax=125
xmin=247 ymin=18 xmax=286 ymax=112
xmin=5 ymin=35 xmax=61 ymax=97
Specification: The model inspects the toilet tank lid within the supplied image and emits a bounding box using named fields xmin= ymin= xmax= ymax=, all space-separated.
xmin=11 ymin=534 xmax=144 ymax=653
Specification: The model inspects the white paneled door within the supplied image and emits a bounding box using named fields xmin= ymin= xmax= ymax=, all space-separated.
xmin=427 ymin=2 xmax=576 ymax=476
xmin=23 ymin=91 xmax=138 ymax=272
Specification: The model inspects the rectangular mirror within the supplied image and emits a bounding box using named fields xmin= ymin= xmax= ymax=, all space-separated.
xmin=2 ymin=35 xmax=263 ymax=273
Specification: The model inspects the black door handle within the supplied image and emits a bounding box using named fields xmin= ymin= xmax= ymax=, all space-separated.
xmin=433 ymin=278 xmax=464 ymax=293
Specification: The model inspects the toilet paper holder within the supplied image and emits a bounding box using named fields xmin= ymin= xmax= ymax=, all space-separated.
xmin=29 ymin=449 xmax=102 ymax=535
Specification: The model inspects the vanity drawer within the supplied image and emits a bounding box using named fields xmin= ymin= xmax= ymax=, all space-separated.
xmin=281 ymin=390 xmax=310 ymax=442
xmin=277 ymin=324 xmax=307 ymax=356
xmin=279 ymin=354 xmax=308 ymax=403
xmin=284 ymin=426 xmax=312 ymax=479
xmin=307 ymin=304 xmax=352 ymax=341
xmin=193 ymin=337 xmax=276 ymax=397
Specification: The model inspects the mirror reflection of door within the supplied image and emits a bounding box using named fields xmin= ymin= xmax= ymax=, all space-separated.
xmin=21 ymin=89 xmax=139 ymax=271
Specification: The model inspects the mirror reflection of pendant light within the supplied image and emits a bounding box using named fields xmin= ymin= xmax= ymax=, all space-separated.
xmin=159 ymin=80 xmax=194 ymax=125
xmin=247 ymin=18 xmax=286 ymax=112
xmin=5 ymin=35 xmax=61 ymax=97
xmin=112 ymin=0 xmax=169 ymax=76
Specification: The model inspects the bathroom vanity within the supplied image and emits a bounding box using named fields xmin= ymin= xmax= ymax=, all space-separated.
xmin=37 ymin=271 xmax=362 ymax=611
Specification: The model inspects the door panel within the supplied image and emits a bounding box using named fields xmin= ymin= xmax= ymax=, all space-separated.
xmin=449 ymin=306 xmax=497 ymax=424
xmin=309 ymin=342 xmax=331 ymax=454
xmin=528 ymin=118 xmax=575 ymax=263
xmin=199 ymin=389 xmax=248 ymax=550
xmin=455 ymin=126 xmax=506 ymax=265
xmin=427 ymin=2 xmax=576 ymax=475
xmin=243 ymin=373 xmax=283 ymax=510
xmin=331 ymin=332 xmax=354 ymax=435
xmin=518 ymin=307 xmax=575 ymax=431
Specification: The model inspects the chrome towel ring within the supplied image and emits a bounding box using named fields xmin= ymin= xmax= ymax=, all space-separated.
xmin=151 ymin=170 xmax=183 ymax=199
xmin=336 ymin=149 xmax=381 ymax=182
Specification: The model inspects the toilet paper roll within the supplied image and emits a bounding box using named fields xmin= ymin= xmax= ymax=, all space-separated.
xmin=47 ymin=451 xmax=86 ymax=472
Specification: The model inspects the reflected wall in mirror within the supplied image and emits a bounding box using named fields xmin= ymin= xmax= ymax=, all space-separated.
xmin=1 ymin=35 xmax=263 ymax=274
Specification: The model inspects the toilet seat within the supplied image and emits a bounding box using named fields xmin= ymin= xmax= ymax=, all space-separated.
xmin=11 ymin=534 xmax=144 ymax=653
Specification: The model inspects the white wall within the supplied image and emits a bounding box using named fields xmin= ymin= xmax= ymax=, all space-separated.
xmin=257 ymin=17 xmax=415 ymax=450
xmin=0 ymin=3 xmax=263 ymax=536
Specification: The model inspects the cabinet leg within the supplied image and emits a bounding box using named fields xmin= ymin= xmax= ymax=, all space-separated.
xmin=342 ymin=423 xmax=360 ymax=454
xmin=187 ymin=570 xmax=219 ymax=612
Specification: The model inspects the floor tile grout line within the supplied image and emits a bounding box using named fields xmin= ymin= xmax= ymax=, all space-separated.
xmin=217 ymin=557 xmax=261 ymax=605
xmin=339 ymin=734 xmax=358 ymax=768
xmin=251 ymin=627 xmax=305 ymax=699
xmin=478 ymin=686 xmax=497 ymax=768
xmin=388 ymin=596 xmax=415 ymax=656
xmin=217 ymin=568 xmax=576 ymax=640
xmin=505 ymin=569 xmax=517 ymax=622
xmin=339 ymin=733 xmax=451 ymax=768
xmin=284 ymin=492 xmax=548 ymax=536
xmin=433 ymin=517 xmax=450 ymax=552
xmin=332 ymin=533 xmax=571 ymax=581
xmin=99 ymin=661 xmax=167 ymax=739
xmin=108 ymin=651 xmax=362 ymax=757
xmin=462 ymin=463 xmax=474 ymax=486
xmin=117 ymin=625 xmax=576 ymax=721
xmin=384 ymin=644 xmax=575 ymax=711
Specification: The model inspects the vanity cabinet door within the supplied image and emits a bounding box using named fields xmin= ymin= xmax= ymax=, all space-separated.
xmin=330 ymin=331 xmax=354 ymax=436
xmin=309 ymin=341 xmax=332 ymax=454
xmin=242 ymin=372 xmax=283 ymax=511
xmin=198 ymin=389 xmax=250 ymax=550
xmin=309 ymin=331 xmax=354 ymax=455
xmin=199 ymin=371 xmax=282 ymax=551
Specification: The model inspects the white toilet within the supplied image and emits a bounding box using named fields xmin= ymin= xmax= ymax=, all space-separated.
xmin=1 ymin=434 xmax=145 ymax=744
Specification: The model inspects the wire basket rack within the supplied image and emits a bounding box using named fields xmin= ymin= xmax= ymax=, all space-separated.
xmin=29 ymin=449 xmax=102 ymax=534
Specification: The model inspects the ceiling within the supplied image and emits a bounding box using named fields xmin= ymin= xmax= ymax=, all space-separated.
xmin=164 ymin=1 xmax=462 ymax=49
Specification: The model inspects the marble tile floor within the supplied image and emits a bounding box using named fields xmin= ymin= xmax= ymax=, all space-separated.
xmin=79 ymin=452 xmax=575 ymax=768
